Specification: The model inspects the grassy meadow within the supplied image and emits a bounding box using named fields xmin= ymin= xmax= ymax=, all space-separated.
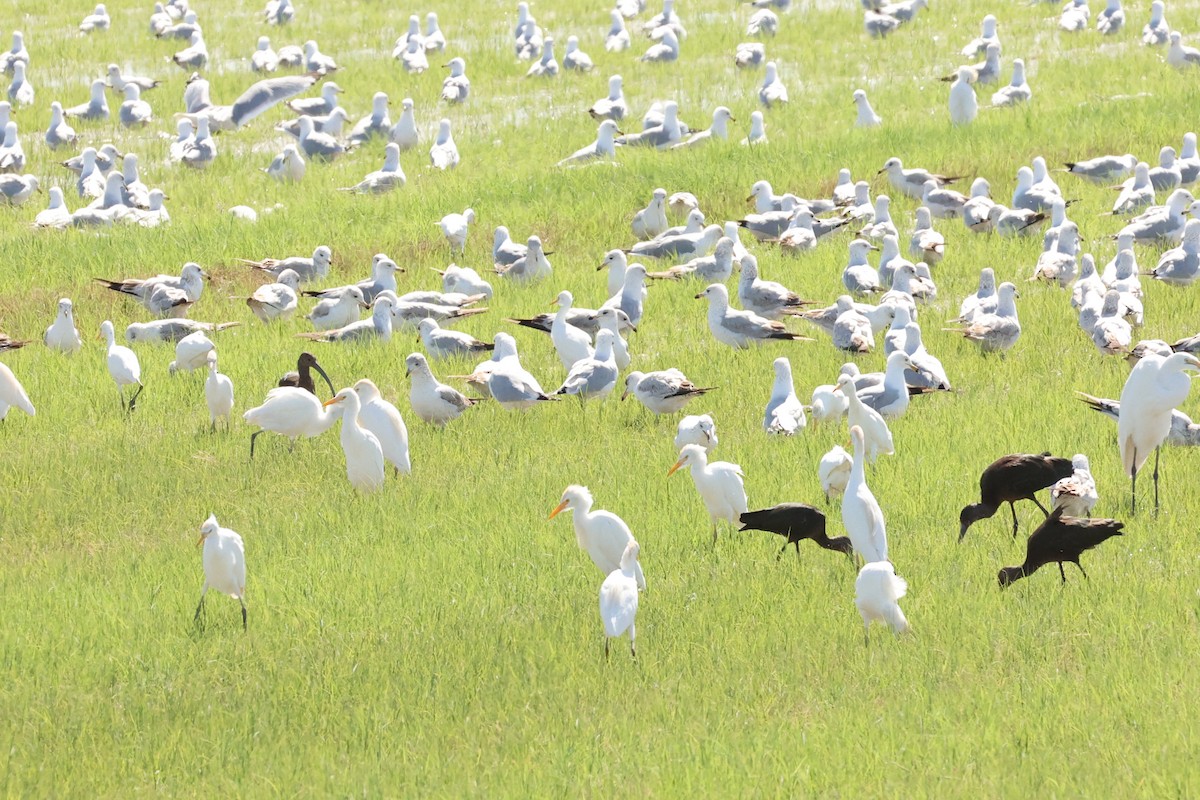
xmin=3 ymin=0 xmax=1200 ymax=794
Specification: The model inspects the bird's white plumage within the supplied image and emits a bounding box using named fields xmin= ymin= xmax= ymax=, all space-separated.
xmin=550 ymin=485 xmax=646 ymax=589
xmin=842 ymin=425 xmax=888 ymax=563
xmin=670 ymin=443 xmax=747 ymax=542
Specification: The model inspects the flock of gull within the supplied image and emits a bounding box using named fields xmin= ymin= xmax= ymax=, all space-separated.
xmin=1 ymin=0 xmax=1199 ymax=652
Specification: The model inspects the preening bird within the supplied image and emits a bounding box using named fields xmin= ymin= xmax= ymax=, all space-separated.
xmin=959 ymin=453 xmax=1074 ymax=541
xmin=855 ymin=561 xmax=909 ymax=644
xmin=739 ymin=504 xmax=852 ymax=560
xmin=598 ymin=540 xmax=641 ymax=659
xmin=195 ymin=515 xmax=247 ymax=630
xmin=549 ymin=485 xmax=646 ymax=589
xmin=998 ymin=507 xmax=1124 ymax=588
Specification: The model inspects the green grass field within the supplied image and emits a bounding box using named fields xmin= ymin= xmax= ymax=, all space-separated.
xmin=3 ymin=0 xmax=1200 ymax=794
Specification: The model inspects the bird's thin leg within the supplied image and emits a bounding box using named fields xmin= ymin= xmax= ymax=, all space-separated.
xmin=1074 ymin=561 xmax=1089 ymax=580
xmin=711 ymin=524 xmax=718 ymax=546
xmin=1153 ymin=446 xmax=1161 ymax=515
xmin=117 ymin=386 xmax=126 ymax=412
xmin=240 ymin=599 xmax=247 ymax=631
xmin=630 ymin=626 xmax=636 ymax=659
xmin=1009 ymin=501 xmax=1019 ymax=537
xmin=776 ymin=542 xmax=787 ymax=561
xmin=604 ymin=638 xmax=610 ymax=660
xmin=794 ymin=540 xmax=803 ymax=562
xmin=1030 ymin=496 xmax=1050 ymax=516
xmin=1131 ymin=447 xmax=1138 ymax=515
xmin=250 ymin=430 xmax=263 ymax=459
xmin=129 ymin=384 xmax=143 ymax=411
xmin=210 ymin=419 xmax=216 ymax=434
xmin=862 ymin=625 xmax=870 ymax=648
xmin=193 ymin=589 xmax=207 ymax=624
xmin=1058 ymin=562 xmax=1067 ymax=583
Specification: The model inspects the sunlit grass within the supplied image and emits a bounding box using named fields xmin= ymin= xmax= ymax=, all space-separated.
xmin=2 ymin=0 xmax=1200 ymax=794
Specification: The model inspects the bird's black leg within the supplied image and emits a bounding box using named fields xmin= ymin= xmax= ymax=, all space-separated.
xmin=1131 ymin=447 xmax=1138 ymax=515
xmin=1058 ymin=562 xmax=1067 ymax=584
xmin=193 ymin=592 xmax=206 ymax=624
xmin=240 ymin=600 xmax=247 ymax=631
xmin=1074 ymin=561 xmax=1089 ymax=580
xmin=250 ymin=430 xmax=263 ymax=458
xmin=604 ymin=639 xmax=610 ymax=660
xmin=1153 ymin=446 xmax=1161 ymax=515
xmin=794 ymin=540 xmax=802 ymax=561
xmin=1009 ymin=501 xmax=1019 ymax=537
xmin=1031 ymin=496 xmax=1050 ymax=516
xmin=129 ymin=384 xmax=143 ymax=412
xmin=777 ymin=542 xmax=787 ymax=561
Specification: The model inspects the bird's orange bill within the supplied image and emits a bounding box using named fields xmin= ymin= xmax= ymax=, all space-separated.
xmin=548 ymin=499 xmax=570 ymax=520
xmin=322 ymin=397 xmax=342 ymax=408
xmin=667 ymin=459 xmax=685 ymax=477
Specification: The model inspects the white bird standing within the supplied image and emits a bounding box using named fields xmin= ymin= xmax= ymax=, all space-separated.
xmin=353 ymin=378 xmax=411 ymax=476
xmin=194 ymin=515 xmax=247 ymax=630
xmin=550 ymin=290 xmax=594 ymax=370
xmin=1118 ymin=352 xmax=1200 ymax=513
xmin=853 ymin=89 xmax=882 ymax=127
xmin=323 ymin=387 xmax=386 ymax=492
xmin=405 ymin=352 xmax=478 ymax=425
xmin=0 ymin=360 xmax=34 ymax=420
xmin=819 ymin=446 xmax=852 ymax=502
xmin=949 ymin=67 xmax=977 ymax=125
xmin=243 ymin=387 xmax=338 ymax=457
xmin=44 ymin=298 xmax=82 ymax=353
xmin=430 ymin=118 xmax=459 ymax=170
xmin=835 ymin=374 xmax=893 ymax=461
xmin=204 ymin=352 xmax=234 ymax=431
xmin=842 ymin=425 xmax=888 ymax=563
xmin=549 ymin=485 xmax=646 ymax=589
xmin=100 ymin=320 xmax=143 ymax=412
xmin=764 ymin=357 xmax=806 ymax=434
xmin=598 ymin=540 xmax=641 ymax=659
xmin=855 ymin=562 xmax=909 ymax=645
xmin=668 ymin=443 xmax=748 ymax=544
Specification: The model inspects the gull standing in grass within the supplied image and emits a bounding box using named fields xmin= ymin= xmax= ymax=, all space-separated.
xmin=244 ymin=246 xmax=332 ymax=283
xmin=990 ymin=59 xmax=1031 ymax=107
xmin=842 ymin=425 xmax=888 ymax=563
xmin=622 ymin=369 xmax=713 ymax=414
xmin=298 ymin=295 xmax=393 ymax=343
xmin=100 ymin=320 xmax=143 ymax=412
xmin=640 ymin=28 xmax=679 ymax=62
xmin=406 ymin=352 xmax=478 ymax=425
xmin=556 ymin=330 xmax=618 ymax=400
xmin=353 ymin=378 xmax=411 ymax=476
xmin=558 ymin=119 xmax=618 ymax=166
xmin=735 ymin=42 xmax=765 ymax=70
xmin=606 ymin=11 xmax=631 ymax=51
xmin=1142 ymin=1 xmax=1168 ymax=45
xmin=632 ymin=189 xmax=669 ymax=240
xmin=1150 ymin=219 xmax=1200 ymax=285
xmin=668 ymin=444 xmax=747 ymax=544
xmin=739 ymin=255 xmax=810 ymax=319
xmin=324 ymin=388 xmax=386 ymax=493
xmin=44 ymin=103 xmax=78 ymax=150
xmin=496 ymin=236 xmax=552 ymax=282
xmin=962 ymin=14 xmax=999 ymax=57
xmin=7 ymin=63 xmax=32 ymax=107
xmin=1097 ymin=0 xmax=1125 ymax=35
xmin=550 ymin=290 xmax=594 ymax=369
xmin=0 ymin=360 xmax=34 ymax=420
xmin=204 ymin=353 xmax=234 ymax=432
xmin=599 ymin=541 xmax=641 ymax=659
xmin=1167 ymin=32 xmax=1200 ymax=68
xmin=853 ymin=89 xmax=882 ymax=127
xmin=390 ymin=99 xmax=419 ymax=149
xmin=64 ymin=79 xmax=109 ymax=120
xmin=563 ymin=37 xmax=593 ymax=71
xmin=945 ymin=282 xmax=1020 ymax=353
xmin=549 ymin=485 xmax=646 ymax=589
xmin=949 ymin=68 xmax=977 ymax=125
xmin=695 ymin=284 xmax=810 ymax=348
xmin=44 ymin=299 xmax=81 ymax=353
xmin=251 ymin=37 xmax=279 ymax=72
xmin=758 ymin=62 xmax=787 ymax=108
xmin=118 ymin=85 xmax=152 ymax=127
xmin=430 ymin=118 xmax=459 ymax=169
xmin=348 ymin=92 xmax=391 ymax=145
xmin=526 ymin=37 xmax=559 ymax=77
xmin=1119 ymin=351 xmax=1200 ymax=513
xmin=742 ymin=110 xmax=767 ymax=145
xmin=855 ymin=562 xmax=909 ymax=644
xmin=764 ymin=357 xmax=806 ymax=434
xmin=95 ymin=263 xmax=207 ymax=318
xmin=194 ymin=516 xmax=246 ymax=630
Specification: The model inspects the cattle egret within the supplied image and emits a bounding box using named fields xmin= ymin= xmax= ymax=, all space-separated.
xmin=324 ymin=387 xmax=386 ymax=492
xmin=833 ymin=374 xmax=893 ymax=461
xmin=195 ymin=515 xmax=247 ymax=630
xmin=668 ymin=443 xmax=748 ymax=544
xmin=1118 ymin=352 xmax=1200 ymax=513
xmin=243 ymin=387 xmax=338 ymax=457
xmin=169 ymin=331 xmax=215 ymax=375
xmin=855 ymin=562 xmax=909 ymax=644
xmin=100 ymin=320 xmax=143 ymax=412
xmin=0 ymin=360 xmax=34 ymax=420
xmin=204 ymin=352 xmax=234 ymax=432
xmin=353 ymin=378 xmax=411 ymax=476
xmin=599 ymin=540 xmax=641 ymax=659
xmin=819 ymin=445 xmax=852 ymax=502
xmin=549 ymin=485 xmax=646 ymax=589
xmin=842 ymin=425 xmax=888 ymax=563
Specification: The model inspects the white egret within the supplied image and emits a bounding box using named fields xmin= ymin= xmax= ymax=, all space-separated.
xmin=834 ymin=374 xmax=893 ymax=461
xmin=324 ymin=387 xmax=386 ymax=492
xmin=668 ymin=443 xmax=748 ymax=544
xmin=598 ymin=540 xmax=641 ymax=659
xmin=854 ymin=562 xmax=909 ymax=645
xmin=204 ymin=352 xmax=234 ymax=431
xmin=549 ymin=485 xmax=646 ymax=589
xmin=0 ymin=360 xmax=34 ymax=420
xmin=243 ymin=387 xmax=338 ymax=457
xmin=100 ymin=320 xmax=143 ymax=412
xmin=819 ymin=445 xmax=852 ymax=502
xmin=195 ymin=514 xmax=247 ymax=630
xmin=842 ymin=425 xmax=888 ymax=563
xmin=353 ymin=378 xmax=411 ymax=476
xmin=1118 ymin=352 xmax=1200 ymax=513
